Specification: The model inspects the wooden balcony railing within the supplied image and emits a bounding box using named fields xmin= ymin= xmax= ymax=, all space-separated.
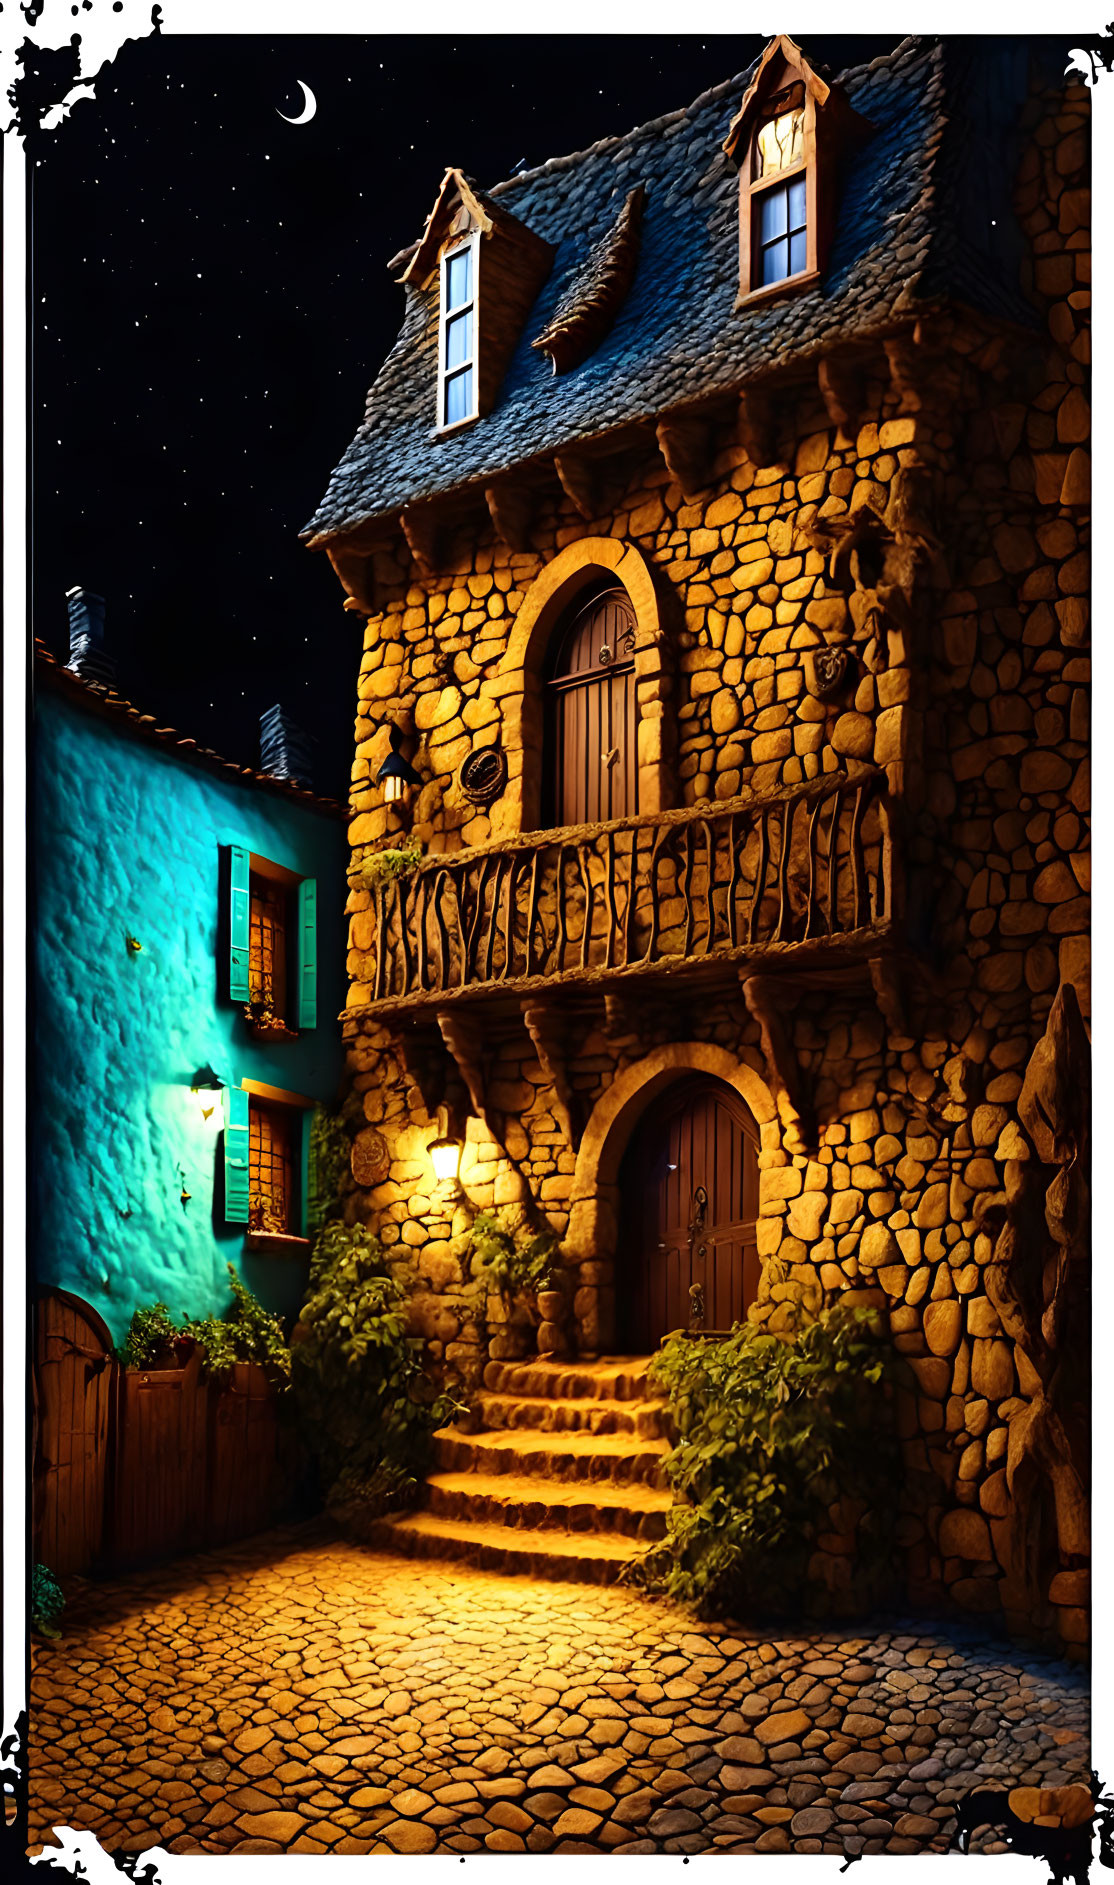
xmin=353 ymin=769 xmax=896 ymax=1015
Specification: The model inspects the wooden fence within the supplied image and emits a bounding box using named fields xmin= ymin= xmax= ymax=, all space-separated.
xmin=32 ymin=1289 xmax=298 ymax=1577
xmin=360 ymin=769 xmax=896 ymax=1012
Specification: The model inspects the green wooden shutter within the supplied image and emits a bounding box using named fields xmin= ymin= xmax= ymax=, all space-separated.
xmin=224 ymin=1084 xmax=250 ymax=1223
xmin=229 ymin=847 xmax=251 ymax=1003
xmin=297 ymin=877 xmax=317 ymax=1030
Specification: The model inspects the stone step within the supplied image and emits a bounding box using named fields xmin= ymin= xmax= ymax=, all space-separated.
xmin=363 ymin=1510 xmax=650 ymax=1585
xmin=433 ymin=1424 xmax=671 ymax=1489
xmin=482 ymin=1353 xmax=657 ymax=1403
xmin=424 ymin=1469 xmax=672 ymax=1541
xmin=475 ymin=1390 xmax=668 ymax=1440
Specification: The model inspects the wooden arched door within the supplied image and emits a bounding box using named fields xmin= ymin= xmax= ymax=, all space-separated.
xmin=617 ymin=1075 xmax=761 ymax=1349
xmin=546 ymin=584 xmax=638 ymax=827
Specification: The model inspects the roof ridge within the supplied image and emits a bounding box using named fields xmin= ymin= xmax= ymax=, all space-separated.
xmin=483 ymin=35 xmax=928 ymax=204
xmin=34 ymin=639 xmax=347 ymax=818
xmin=487 ymin=64 xmax=757 ymax=202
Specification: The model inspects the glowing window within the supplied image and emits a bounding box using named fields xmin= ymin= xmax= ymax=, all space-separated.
xmin=756 ymin=107 xmax=804 ymax=177
xmin=249 ymin=1100 xmax=297 ymax=1236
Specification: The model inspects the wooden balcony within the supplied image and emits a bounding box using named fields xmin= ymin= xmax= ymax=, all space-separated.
xmin=348 ymin=769 xmax=899 ymax=1020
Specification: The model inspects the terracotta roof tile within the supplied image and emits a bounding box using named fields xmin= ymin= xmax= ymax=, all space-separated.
xmin=34 ymin=641 xmax=347 ymax=819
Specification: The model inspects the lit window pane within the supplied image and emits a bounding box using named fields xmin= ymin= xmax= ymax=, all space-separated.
xmin=760 ymin=187 xmax=787 ymax=244
xmin=446 ymin=246 xmax=472 ymax=310
xmin=445 ymin=367 xmax=473 ymax=426
xmin=756 ymin=107 xmax=804 ymax=178
xmin=446 ymin=309 xmax=472 ymax=369
xmin=788 ymin=176 xmax=807 ymax=230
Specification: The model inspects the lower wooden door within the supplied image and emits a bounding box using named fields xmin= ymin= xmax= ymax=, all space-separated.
xmin=617 ymin=1075 xmax=760 ymax=1350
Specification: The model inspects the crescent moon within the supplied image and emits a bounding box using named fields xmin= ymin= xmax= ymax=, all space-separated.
xmin=277 ymin=81 xmax=316 ymax=126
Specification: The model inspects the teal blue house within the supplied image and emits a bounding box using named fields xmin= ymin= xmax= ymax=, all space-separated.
xmin=33 ymin=631 xmax=349 ymax=1338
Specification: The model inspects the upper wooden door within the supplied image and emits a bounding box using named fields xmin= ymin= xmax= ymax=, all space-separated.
xmin=547 ymin=586 xmax=638 ymax=827
xmin=617 ymin=1075 xmax=761 ymax=1350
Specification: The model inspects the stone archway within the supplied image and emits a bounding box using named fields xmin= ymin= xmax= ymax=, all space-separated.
xmin=490 ymin=537 xmax=673 ymax=838
xmin=562 ymin=1042 xmax=781 ymax=1355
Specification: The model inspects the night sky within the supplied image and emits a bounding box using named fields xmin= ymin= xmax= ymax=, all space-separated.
xmin=31 ymin=33 xmax=902 ymax=799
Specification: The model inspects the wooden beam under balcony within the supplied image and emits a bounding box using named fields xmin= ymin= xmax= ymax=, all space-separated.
xmin=740 ymin=973 xmax=816 ymax=1152
xmin=522 ymin=1002 xmax=581 ymax=1151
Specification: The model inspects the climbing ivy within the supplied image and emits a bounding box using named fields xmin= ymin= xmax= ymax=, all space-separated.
xmin=360 ymin=837 xmax=422 ymax=889
xmin=292 ymin=1220 xmax=461 ymax=1526
xmin=643 ymin=1301 xmax=899 ymax=1618
xmin=307 ymin=1106 xmax=350 ymax=1237
xmin=465 ymin=1210 xmax=559 ymax=1301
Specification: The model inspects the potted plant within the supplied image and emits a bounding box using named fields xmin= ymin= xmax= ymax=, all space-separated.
xmin=242 ymin=998 xmax=298 ymax=1042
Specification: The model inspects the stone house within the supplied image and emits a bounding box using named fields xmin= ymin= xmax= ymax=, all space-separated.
xmin=302 ymin=35 xmax=1089 ymax=1647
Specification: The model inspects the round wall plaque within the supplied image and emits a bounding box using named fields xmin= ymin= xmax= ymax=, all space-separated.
xmin=810 ymin=646 xmax=853 ymax=700
xmin=458 ymin=746 xmax=508 ymax=805
xmin=351 ymin=1127 xmax=390 ymax=1187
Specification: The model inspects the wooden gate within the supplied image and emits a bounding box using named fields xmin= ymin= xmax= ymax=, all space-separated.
xmin=112 ymin=1351 xmax=209 ymax=1569
xmin=547 ymin=586 xmax=638 ymax=826
xmin=33 ymin=1290 xmax=115 ymax=1575
xmin=33 ymin=1288 xmax=299 ymax=1575
xmin=617 ymin=1075 xmax=760 ymax=1349
xmin=205 ymin=1362 xmax=285 ymax=1548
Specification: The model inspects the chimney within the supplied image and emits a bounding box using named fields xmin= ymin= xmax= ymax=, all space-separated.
xmin=259 ymin=704 xmax=314 ymax=788
xmin=64 ymin=586 xmax=117 ymax=687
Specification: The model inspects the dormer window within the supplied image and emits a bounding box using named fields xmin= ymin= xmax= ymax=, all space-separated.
xmin=396 ymin=167 xmax=553 ymax=436
xmin=439 ymin=235 xmax=479 ymax=430
xmin=724 ymin=35 xmax=871 ymax=310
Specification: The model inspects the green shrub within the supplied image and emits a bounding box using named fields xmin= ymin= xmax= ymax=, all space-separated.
xmin=31 ymin=1564 xmax=64 ymax=1638
xmin=467 ymin=1210 xmax=559 ymax=1301
xmin=115 ymin=1301 xmax=183 ymax=1369
xmin=118 ymin=1271 xmax=291 ymax=1381
xmin=360 ymin=837 xmax=422 ymax=889
xmin=307 ymin=1106 xmax=350 ymax=1237
xmin=292 ymin=1221 xmax=460 ymax=1524
xmin=187 ymin=1266 xmax=291 ymax=1382
xmin=644 ymin=1301 xmax=898 ymax=1619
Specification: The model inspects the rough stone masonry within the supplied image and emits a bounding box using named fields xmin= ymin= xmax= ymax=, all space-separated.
xmin=318 ymin=54 xmax=1089 ymax=1656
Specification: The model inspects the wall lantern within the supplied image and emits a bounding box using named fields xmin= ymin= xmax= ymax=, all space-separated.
xmin=376 ymin=722 xmax=423 ymax=805
xmin=190 ymin=1064 xmax=225 ymax=1123
xmin=428 ymin=1110 xmax=464 ymax=1202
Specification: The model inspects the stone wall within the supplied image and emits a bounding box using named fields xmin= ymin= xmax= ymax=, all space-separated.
xmin=332 ymin=70 xmax=1089 ymax=1654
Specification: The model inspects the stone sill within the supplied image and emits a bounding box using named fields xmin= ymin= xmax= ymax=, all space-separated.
xmin=245 ymin=1231 xmax=312 ymax=1257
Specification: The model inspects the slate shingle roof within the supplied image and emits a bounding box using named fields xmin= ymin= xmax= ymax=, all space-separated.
xmin=303 ymin=35 xmax=1053 ymax=549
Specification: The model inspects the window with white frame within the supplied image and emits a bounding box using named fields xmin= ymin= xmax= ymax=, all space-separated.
xmin=438 ymin=236 xmax=478 ymax=430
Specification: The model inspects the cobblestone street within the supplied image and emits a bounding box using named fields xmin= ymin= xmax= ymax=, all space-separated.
xmin=30 ymin=1519 xmax=1089 ymax=1858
